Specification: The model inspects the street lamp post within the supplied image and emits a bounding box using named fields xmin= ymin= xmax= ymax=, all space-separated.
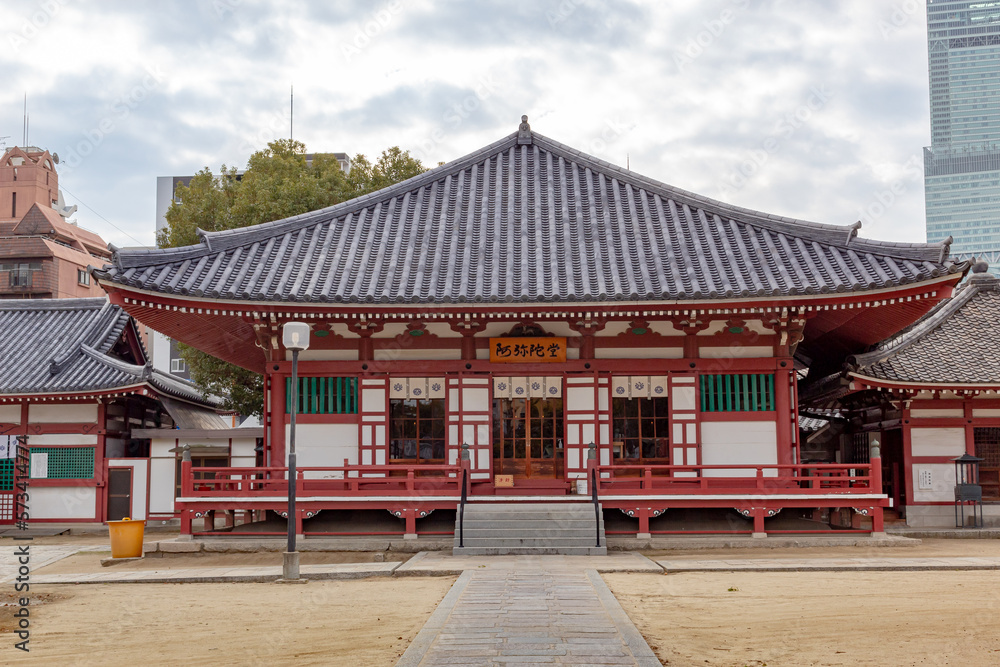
xmin=281 ymin=321 xmax=310 ymax=582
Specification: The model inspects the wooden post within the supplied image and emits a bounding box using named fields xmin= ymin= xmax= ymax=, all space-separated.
xmin=870 ymin=440 xmax=885 ymax=534
xmin=752 ymin=507 xmax=766 ymax=537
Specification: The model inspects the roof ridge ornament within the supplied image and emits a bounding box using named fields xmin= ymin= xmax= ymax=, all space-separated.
xmin=846 ymin=221 xmax=861 ymax=245
xmin=196 ymin=227 xmax=213 ymax=252
xmin=517 ymin=115 xmax=532 ymax=145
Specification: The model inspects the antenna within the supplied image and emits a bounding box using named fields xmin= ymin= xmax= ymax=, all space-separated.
xmin=290 ymin=84 xmax=293 ymax=142
xmin=626 ymin=153 xmax=630 ymax=170
xmin=23 ymin=93 xmax=27 ymax=146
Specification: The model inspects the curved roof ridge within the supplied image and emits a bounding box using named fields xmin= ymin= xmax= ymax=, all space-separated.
xmin=850 ymin=273 xmax=999 ymax=369
xmin=0 ymin=297 xmax=107 ymax=312
xmin=79 ymin=343 xmax=146 ymax=379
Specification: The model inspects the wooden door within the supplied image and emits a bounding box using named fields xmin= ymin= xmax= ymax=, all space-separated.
xmin=107 ymin=468 xmax=132 ymax=521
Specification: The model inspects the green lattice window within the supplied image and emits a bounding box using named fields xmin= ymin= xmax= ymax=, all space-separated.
xmin=700 ymin=373 xmax=775 ymax=412
xmin=0 ymin=459 xmax=13 ymax=491
xmin=285 ymin=376 xmax=358 ymax=415
xmin=28 ymin=447 xmax=95 ymax=479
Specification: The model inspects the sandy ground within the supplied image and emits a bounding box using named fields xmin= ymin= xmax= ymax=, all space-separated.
xmin=606 ymin=570 xmax=1000 ymax=667
xmin=33 ymin=549 xmax=407 ymax=575
xmin=0 ymin=577 xmax=454 ymax=666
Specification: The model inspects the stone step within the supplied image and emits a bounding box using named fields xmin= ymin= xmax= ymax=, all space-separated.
xmin=454 ymin=537 xmax=606 ymax=548
xmin=453 ymin=502 xmax=607 ymax=555
xmin=453 ymin=546 xmax=608 ymax=556
xmin=455 ymin=526 xmax=603 ymax=540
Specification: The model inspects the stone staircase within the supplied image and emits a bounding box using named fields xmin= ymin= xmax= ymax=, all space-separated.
xmin=452 ymin=502 xmax=607 ymax=555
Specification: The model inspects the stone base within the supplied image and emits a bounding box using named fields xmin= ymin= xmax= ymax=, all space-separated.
xmin=751 ymin=532 xmax=768 ymax=539
xmin=281 ymin=551 xmax=300 ymax=580
xmin=275 ymin=578 xmax=309 ymax=584
xmin=635 ymin=533 xmax=651 ymax=540
xmin=403 ymin=533 xmax=419 ymax=540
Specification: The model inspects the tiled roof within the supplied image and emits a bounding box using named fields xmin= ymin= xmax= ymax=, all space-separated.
xmin=0 ymin=297 xmax=216 ymax=404
xmin=97 ymin=121 xmax=967 ymax=305
xmin=850 ymin=267 xmax=1000 ymax=385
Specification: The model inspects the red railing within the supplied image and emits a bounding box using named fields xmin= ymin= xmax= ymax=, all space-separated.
xmin=591 ymin=462 xmax=881 ymax=495
xmin=181 ymin=463 xmax=464 ymax=497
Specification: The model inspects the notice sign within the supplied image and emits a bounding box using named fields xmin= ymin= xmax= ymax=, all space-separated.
xmin=30 ymin=452 xmax=48 ymax=479
xmin=494 ymin=475 xmax=514 ymax=488
xmin=490 ymin=337 xmax=567 ymax=363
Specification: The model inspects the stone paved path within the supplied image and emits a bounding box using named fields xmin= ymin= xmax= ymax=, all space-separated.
xmin=30 ymin=561 xmax=402 ymax=584
xmin=396 ymin=568 xmax=661 ymax=667
xmin=657 ymin=556 xmax=1000 ymax=572
xmin=0 ymin=543 xmax=105 ymax=583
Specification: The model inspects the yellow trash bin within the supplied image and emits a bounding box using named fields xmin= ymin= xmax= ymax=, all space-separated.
xmin=108 ymin=518 xmax=145 ymax=558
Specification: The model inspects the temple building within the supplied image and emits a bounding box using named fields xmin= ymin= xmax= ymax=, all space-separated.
xmin=803 ymin=262 xmax=1000 ymax=527
xmin=91 ymin=119 xmax=971 ymax=539
xmin=0 ymin=298 xmax=221 ymax=525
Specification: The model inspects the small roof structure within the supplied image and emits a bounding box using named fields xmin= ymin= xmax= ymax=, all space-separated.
xmin=848 ymin=262 xmax=1000 ymax=390
xmin=0 ymin=297 xmax=218 ymax=406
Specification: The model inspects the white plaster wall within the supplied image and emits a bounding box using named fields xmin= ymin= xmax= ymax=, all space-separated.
xmin=150 ymin=437 xmax=177 ymax=458
xmin=0 ymin=405 xmax=21 ymax=423
xmin=672 ymin=387 xmax=697 ymax=411
xmin=149 ymin=458 xmax=176 ymax=514
xmin=566 ymin=387 xmax=595 ymax=412
xmin=231 ymin=437 xmax=257 ymax=465
xmin=361 ymin=388 xmax=385 ymax=413
xmin=29 ymin=403 xmax=98 ymax=423
xmin=287 ymin=423 xmax=359 ymax=476
xmin=912 ymin=463 xmax=957 ymax=503
xmin=297 ymin=349 xmax=359 ymax=361
xmin=28 ymin=486 xmax=96 ymax=519
xmin=462 ymin=388 xmax=490 ymax=411
xmin=910 ymin=409 xmax=964 ymax=418
xmin=26 ymin=434 xmax=98 ymax=446
xmin=910 ymin=428 xmax=965 ymax=457
xmin=699 ymin=345 xmax=773 ymax=359
xmin=108 ymin=459 xmax=148 ymax=520
xmin=595 ymin=347 xmax=683 ymax=359
xmin=973 ymin=409 xmax=1000 ymax=417
xmin=700 ymin=421 xmax=778 ymax=477
xmin=374 ymin=348 xmax=462 ymax=361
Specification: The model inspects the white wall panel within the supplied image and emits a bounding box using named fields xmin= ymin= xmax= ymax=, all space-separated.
xmin=701 ymin=421 xmax=778 ymax=477
xmin=26 ymin=434 xmax=98 ymax=446
xmin=672 ymin=387 xmax=696 ymax=411
xmin=699 ymin=345 xmax=773 ymax=359
xmin=566 ymin=387 xmax=595 ymax=412
xmin=287 ymin=424 xmax=358 ymax=475
xmin=30 ymin=486 xmax=96 ymax=519
xmin=913 ymin=463 xmax=957 ymax=502
xmin=910 ymin=428 xmax=966 ymax=457
xmin=29 ymin=403 xmax=98 ymax=423
xmin=0 ymin=405 xmax=21 ymax=423
xmin=149 ymin=458 xmax=175 ymax=514
xmin=361 ymin=388 xmax=385 ymax=413
xmin=910 ymin=409 xmax=965 ymax=419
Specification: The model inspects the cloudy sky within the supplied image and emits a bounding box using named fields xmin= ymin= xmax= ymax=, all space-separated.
xmin=2 ymin=0 xmax=929 ymax=249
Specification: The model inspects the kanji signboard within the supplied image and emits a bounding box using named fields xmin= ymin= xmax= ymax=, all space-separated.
xmin=489 ymin=337 xmax=567 ymax=363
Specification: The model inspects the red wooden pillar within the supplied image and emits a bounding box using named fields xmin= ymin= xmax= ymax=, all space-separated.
xmin=774 ymin=367 xmax=793 ymax=467
xmin=752 ymin=507 xmax=766 ymax=535
xmin=637 ymin=508 xmax=650 ymax=536
xmin=870 ymin=446 xmax=885 ymax=533
xmin=269 ymin=372 xmax=286 ymax=469
xmin=180 ymin=510 xmax=192 ymax=535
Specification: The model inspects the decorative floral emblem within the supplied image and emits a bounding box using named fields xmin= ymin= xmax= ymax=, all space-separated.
xmin=412 ymin=387 xmax=422 ymax=396
xmin=531 ymin=382 xmax=541 ymax=391
xmin=431 ymin=383 xmax=441 ymax=392
xmin=634 ymin=382 xmax=645 ymax=391
xmin=654 ymin=386 xmax=664 ymax=395
xmin=616 ymin=386 xmax=626 ymax=395
xmin=498 ymin=382 xmax=507 ymax=392
xmin=393 ymin=383 xmax=404 ymax=392
xmin=515 ymin=386 xmax=525 ymax=395
xmin=548 ymin=386 xmax=558 ymax=395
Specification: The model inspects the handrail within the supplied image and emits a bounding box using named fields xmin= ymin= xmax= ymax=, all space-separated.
xmin=458 ymin=467 xmax=468 ymax=548
xmin=590 ymin=465 xmax=600 ymax=548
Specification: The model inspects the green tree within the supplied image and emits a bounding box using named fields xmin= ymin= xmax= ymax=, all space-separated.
xmin=159 ymin=140 xmax=426 ymax=417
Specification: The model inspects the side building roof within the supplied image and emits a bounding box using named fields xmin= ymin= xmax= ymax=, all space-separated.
xmin=849 ymin=264 xmax=1000 ymax=386
xmin=95 ymin=119 xmax=967 ymax=305
xmin=0 ymin=297 xmax=218 ymax=405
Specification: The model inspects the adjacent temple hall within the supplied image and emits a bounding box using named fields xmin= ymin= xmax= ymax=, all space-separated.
xmin=91 ymin=118 xmax=972 ymax=539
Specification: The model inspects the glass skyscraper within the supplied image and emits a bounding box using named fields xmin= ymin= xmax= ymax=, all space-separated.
xmin=924 ymin=0 xmax=1000 ymax=274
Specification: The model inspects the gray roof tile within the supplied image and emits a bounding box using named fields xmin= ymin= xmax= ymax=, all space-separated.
xmin=98 ymin=127 xmax=966 ymax=304
xmin=851 ymin=270 xmax=1000 ymax=384
xmin=0 ymin=297 xmax=216 ymax=404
